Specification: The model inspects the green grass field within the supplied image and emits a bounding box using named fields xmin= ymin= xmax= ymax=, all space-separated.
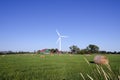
xmin=0 ymin=54 xmax=120 ymax=80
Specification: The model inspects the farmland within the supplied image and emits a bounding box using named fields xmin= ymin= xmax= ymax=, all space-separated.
xmin=0 ymin=54 xmax=120 ymax=80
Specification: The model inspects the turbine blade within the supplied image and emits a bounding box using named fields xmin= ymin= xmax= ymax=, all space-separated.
xmin=56 ymin=30 xmax=60 ymax=36
xmin=56 ymin=38 xmax=60 ymax=44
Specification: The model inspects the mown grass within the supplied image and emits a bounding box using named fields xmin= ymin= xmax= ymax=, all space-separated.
xmin=0 ymin=54 xmax=119 ymax=80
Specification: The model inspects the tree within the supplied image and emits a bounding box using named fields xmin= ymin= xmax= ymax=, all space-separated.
xmin=50 ymin=48 xmax=59 ymax=54
xmin=69 ymin=45 xmax=80 ymax=54
xmin=86 ymin=44 xmax=99 ymax=53
xmin=78 ymin=49 xmax=88 ymax=54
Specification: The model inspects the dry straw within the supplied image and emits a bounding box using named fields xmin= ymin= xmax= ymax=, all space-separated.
xmin=80 ymin=57 xmax=119 ymax=80
xmin=87 ymin=74 xmax=94 ymax=80
xmin=80 ymin=73 xmax=85 ymax=80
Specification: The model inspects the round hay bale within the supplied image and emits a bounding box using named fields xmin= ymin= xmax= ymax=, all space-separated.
xmin=2 ymin=55 xmax=5 ymax=57
xmin=31 ymin=54 xmax=34 ymax=56
xmin=85 ymin=54 xmax=91 ymax=56
xmin=40 ymin=55 xmax=45 ymax=58
xmin=94 ymin=55 xmax=109 ymax=65
xmin=58 ymin=54 xmax=62 ymax=56
xmin=50 ymin=54 xmax=54 ymax=56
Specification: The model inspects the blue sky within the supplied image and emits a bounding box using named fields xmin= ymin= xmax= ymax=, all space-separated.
xmin=0 ymin=0 xmax=120 ymax=52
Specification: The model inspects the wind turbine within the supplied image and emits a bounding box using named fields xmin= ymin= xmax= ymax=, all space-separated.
xmin=56 ymin=30 xmax=67 ymax=51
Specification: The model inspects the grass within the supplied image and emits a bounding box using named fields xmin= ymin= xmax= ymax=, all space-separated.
xmin=0 ymin=54 xmax=120 ymax=80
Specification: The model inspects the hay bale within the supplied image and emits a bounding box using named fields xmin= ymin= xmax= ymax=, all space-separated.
xmin=94 ymin=55 xmax=109 ymax=65
xmin=50 ymin=54 xmax=54 ymax=56
xmin=31 ymin=54 xmax=34 ymax=56
xmin=85 ymin=54 xmax=91 ymax=56
xmin=69 ymin=54 xmax=73 ymax=56
xmin=2 ymin=55 xmax=5 ymax=57
xmin=40 ymin=55 xmax=45 ymax=58
xmin=58 ymin=54 xmax=62 ymax=56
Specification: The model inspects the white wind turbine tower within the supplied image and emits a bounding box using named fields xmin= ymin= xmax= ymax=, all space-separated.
xmin=56 ymin=30 xmax=68 ymax=51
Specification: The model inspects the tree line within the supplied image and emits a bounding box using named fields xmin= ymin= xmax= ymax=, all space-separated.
xmin=69 ymin=44 xmax=120 ymax=54
xmin=0 ymin=51 xmax=32 ymax=55
xmin=0 ymin=44 xmax=120 ymax=54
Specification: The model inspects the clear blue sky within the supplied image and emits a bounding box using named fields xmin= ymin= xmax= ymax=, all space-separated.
xmin=0 ymin=0 xmax=120 ymax=52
